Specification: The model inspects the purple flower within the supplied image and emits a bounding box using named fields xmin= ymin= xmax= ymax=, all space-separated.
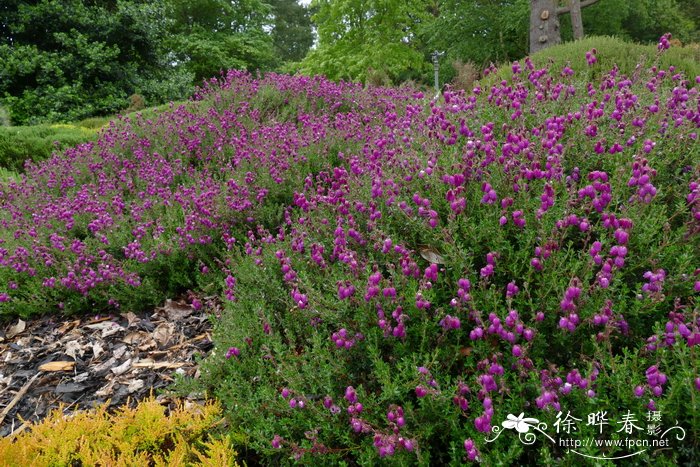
xmin=344 ymin=386 xmax=357 ymax=403
xmin=464 ymin=438 xmax=479 ymax=460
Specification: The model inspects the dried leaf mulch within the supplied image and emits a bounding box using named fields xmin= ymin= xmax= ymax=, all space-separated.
xmin=0 ymin=297 xmax=220 ymax=437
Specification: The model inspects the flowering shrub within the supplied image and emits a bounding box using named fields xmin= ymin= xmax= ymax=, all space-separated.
xmin=0 ymin=73 xmax=410 ymax=316
xmin=199 ymin=46 xmax=698 ymax=463
xmin=0 ymin=37 xmax=698 ymax=463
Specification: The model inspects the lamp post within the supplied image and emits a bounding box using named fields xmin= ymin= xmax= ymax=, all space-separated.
xmin=432 ymin=51 xmax=444 ymax=98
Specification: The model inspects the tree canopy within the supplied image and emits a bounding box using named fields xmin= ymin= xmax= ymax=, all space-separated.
xmin=300 ymin=0 xmax=432 ymax=83
xmin=0 ymin=0 xmax=193 ymax=125
xmin=270 ymin=0 xmax=315 ymax=63
xmin=166 ymin=0 xmax=275 ymax=83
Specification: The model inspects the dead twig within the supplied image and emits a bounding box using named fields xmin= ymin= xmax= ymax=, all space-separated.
xmin=0 ymin=372 xmax=40 ymax=426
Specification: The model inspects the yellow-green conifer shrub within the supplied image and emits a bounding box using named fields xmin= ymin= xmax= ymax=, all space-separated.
xmin=0 ymin=396 xmax=238 ymax=466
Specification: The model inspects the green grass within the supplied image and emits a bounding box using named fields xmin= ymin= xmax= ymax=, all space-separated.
xmin=481 ymin=35 xmax=700 ymax=86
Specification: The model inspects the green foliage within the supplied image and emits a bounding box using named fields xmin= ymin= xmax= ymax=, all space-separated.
xmin=166 ymin=0 xmax=275 ymax=82
xmin=559 ymin=0 xmax=699 ymax=45
xmin=484 ymin=36 xmax=700 ymax=87
xmin=0 ymin=167 xmax=19 ymax=184
xmin=0 ymin=0 xmax=193 ymax=125
xmin=0 ymin=98 xmax=193 ymax=175
xmin=76 ymin=116 xmax=113 ymax=129
xmin=300 ymin=0 xmax=431 ymax=83
xmin=422 ymin=0 xmax=529 ymax=73
xmin=303 ymin=0 xmax=698 ymax=87
xmin=269 ymin=0 xmax=314 ymax=63
xmin=0 ymin=123 xmax=98 ymax=172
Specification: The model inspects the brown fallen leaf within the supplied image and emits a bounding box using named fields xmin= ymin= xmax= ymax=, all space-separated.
xmin=64 ymin=341 xmax=85 ymax=360
xmin=85 ymin=321 xmax=124 ymax=338
xmin=57 ymin=320 xmax=81 ymax=334
xmin=138 ymin=340 xmax=156 ymax=352
xmin=419 ymin=246 xmax=445 ymax=264
xmin=95 ymin=380 xmax=116 ymax=397
xmin=163 ymin=299 xmax=194 ymax=321
xmin=153 ymin=323 xmax=175 ymax=348
xmin=91 ymin=341 xmax=104 ymax=359
xmin=6 ymin=320 xmax=26 ymax=339
xmin=122 ymin=312 xmax=141 ymax=328
xmin=38 ymin=361 xmax=75 ymax=372
xmin=132 ymin=360 xmax=184 ymax=369
xmin=123 ymin=331 xmax=147 ymax=345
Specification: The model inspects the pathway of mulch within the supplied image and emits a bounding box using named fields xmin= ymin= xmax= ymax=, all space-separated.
xmin=0 ymin=297 xmax=220 ymax=437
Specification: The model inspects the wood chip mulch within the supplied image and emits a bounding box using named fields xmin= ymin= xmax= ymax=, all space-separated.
xmin=0 ymin=297 xmax=220 ymax=437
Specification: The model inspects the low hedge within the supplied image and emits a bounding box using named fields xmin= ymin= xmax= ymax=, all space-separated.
xmin=0 ymin=124 xmax=98 ymax=172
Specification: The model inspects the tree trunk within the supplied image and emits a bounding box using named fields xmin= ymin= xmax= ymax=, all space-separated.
xmin=569 ymin=0 xmax=584 ymax=39
xmin=529 ymin=0 xmax=561 ymax=54
xmin=556 ymin=0 xmax=600 ymax=42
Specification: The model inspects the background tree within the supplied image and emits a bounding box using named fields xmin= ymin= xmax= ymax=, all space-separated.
xmin=531 ymin=0 xmax=698 ymax=54
xmin=269 ymin=0 xmax=314 ymax=63
xmin=0 ymin=0 xmax=192 ymax=125
xmin=1 ymin=0 xmax=696 ymax=125
xmin=422 ymin=0 xmax=529 ymax=72
xmin=166 ymin=0 xmax=275 ymax=83
xmin=300 ymin=0 xmax=432 ymax=83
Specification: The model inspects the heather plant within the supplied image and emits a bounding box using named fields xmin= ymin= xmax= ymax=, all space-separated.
xmin=0 ymin=73 xmax=417 ymax=316
xmin=0 ymin=36 xmax=697 ymax=464
xmin=482 ymin=35 xmax=700 ymax=88
xmin=195 ymin=43 xmax=698 ymax=464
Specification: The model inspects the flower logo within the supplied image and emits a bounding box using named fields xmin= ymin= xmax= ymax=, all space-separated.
xmin=502 ymin=413 xmax=540 ymax=433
